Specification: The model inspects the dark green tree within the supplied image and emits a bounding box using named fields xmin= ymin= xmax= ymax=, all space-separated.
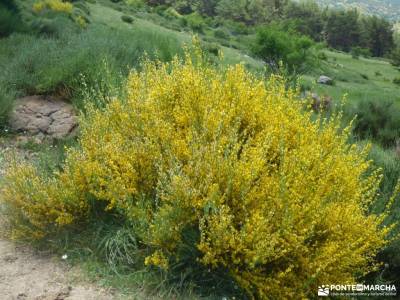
xmin=325 ymin=9 xmax=361 ymax=52
xmin=252 ymin=24 xmax=316 ymax=73
xmin=283 ymin=0 xmax=324 ymax=41
xmin=195 ymin=0 xmax=218 ymax=16
xmin=215 ymin=0 xmax=287 ymax=24
xmin=361 ymin=16 xmax=394 ymax=57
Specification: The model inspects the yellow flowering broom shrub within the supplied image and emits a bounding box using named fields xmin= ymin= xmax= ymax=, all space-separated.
xmin=1 ymin=50 xmax=394 ymax=298
xmin=2 ymin=164 xmax=87 ymax=240
xmin=33 ymin=0 xmax=73 ymax=14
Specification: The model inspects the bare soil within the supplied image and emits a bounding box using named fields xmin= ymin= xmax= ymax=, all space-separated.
xmin=0 ymin=239 xmax=113 ymax=300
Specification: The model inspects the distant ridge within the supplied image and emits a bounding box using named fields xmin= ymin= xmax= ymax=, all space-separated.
xmin=310 ymin=0 xmax=400 ymax=21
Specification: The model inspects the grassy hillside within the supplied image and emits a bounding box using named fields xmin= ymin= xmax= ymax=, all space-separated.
xmin=0 ymin=0 xmax=264 ymax=123
xmin=88 ymin=1 xmax=262 ymax=69
xmin=90 ymin=0 xmax=400 ymax=111
xmin=302 ymin=50 xmax=400 ymax=106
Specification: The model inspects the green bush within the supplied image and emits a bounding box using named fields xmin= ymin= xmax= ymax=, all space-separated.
xmin=163 ymin=7 xmax=181 ymax=19
xmin=153 ymin=5 xmax=168 ymax=15
xmin=201 ymin=41 xmax=220 ymax=56
xmin=121 ymin=15 xmax=134 ymax=23
xmin=30 ymin=15 xmax=79 ymax=38
xmin=351 ymin=47 xmax=371 ymax=59
xmin=222 ymin=20 xmax=249 ymax=35
xmin=213 ymin=28 xmax=230 ymax=40
xmin=185 ymin=12 xmax=205 ymax=32
xmin=0 ymin=0 xmax=23 ymax=37
xmin=317 ymin=51 xmax=328 ymax=60
xmin=393 ymin=77 xmax=400 ymax=85
xmin=361 ymin=73 xmax=369 ymax=80
xmin=178 ymin=16 xmax=187 ymax=27
xmin=346 ymin=99 xmax=400 ymax=147
xmin=252 ymin=25 xmax=316 ymax=73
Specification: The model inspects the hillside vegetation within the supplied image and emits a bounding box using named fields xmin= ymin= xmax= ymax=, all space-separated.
xmin=314 ymin=0 xmax=400 ymax=21
xmin=1 ymin=0 xmax=400 ymax=298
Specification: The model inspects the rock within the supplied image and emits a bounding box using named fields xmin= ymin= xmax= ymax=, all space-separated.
xmin=317 ymin=75 xmax=333 ymax=85
xmin=311 ymin=92 xmax=320 ymax=101
xmin=307 ymin=92 xmax=332 ymax=112
xmin=304 ymin=92 xmax=333 ymax=112
xmin=10 ymin=95 xmax=78 ymax=139
xmin=54 ymin=286 xmax=72 ymax=300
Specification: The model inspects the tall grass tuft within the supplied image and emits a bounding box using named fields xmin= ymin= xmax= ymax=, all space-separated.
xmin=0 ymin=85 xmax=15 ymax=129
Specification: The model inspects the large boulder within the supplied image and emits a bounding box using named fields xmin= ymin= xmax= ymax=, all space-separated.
xmin=9 ymin=95 xmax=78 ymax=139
xmin=317 ymin=75 xmax=333 ymax=85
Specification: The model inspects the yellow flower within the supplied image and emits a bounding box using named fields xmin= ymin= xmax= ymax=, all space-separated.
xmin=33 ymin=0 xmax=73 ymax=14
xmin=145 ymin=250 xmax=169 ymax=270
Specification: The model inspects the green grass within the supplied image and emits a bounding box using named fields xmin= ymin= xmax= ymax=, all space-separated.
xmin=88 ymin=2 xmax=263 ymax=70
xmin=299 ymin=50 xmax=400 ymax=149
xmin=301 ymin=50 xmax=400 ymax=106
xmin=0 ymin=12 xmax=183 ymax=113
xmin=0 ymin=84 xmax=15 ymax=128
xmin=41 ymin=221 xmax=204 ymax=300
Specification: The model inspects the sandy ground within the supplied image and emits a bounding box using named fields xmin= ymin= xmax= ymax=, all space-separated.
xmin=0 ymin=136 xmax=115 ymax=300
xmin=0 ymin=239 xmax=114 ymax=300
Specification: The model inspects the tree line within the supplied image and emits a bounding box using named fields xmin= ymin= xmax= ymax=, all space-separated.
xmin=145 ymin=0 xmax=396 ymax=58
xmin=284 ymin=1 xmax=394 ymax=57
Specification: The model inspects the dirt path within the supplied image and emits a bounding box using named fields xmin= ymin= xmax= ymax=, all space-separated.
xmin=0 ymin=239 xmax=113 ymax=300
xmin=0 ymin=136 xmax=115 ymax=300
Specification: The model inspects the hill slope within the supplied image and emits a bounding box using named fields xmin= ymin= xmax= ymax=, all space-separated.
xmin=314 ymin=0 xmax=400 ymax=20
